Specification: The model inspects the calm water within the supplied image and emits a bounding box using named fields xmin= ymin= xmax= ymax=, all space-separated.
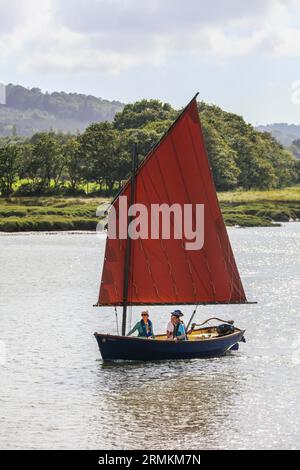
xmin=0 ymin=224 xmax=299 ymax=450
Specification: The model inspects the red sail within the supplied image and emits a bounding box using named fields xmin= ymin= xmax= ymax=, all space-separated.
xmin=98 ymin=98 xmax=247 ymax=306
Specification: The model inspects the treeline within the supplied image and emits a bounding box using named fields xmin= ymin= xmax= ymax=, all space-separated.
xmin=5 ymin=84 xmax=124 ymax=121
xmin=0 ymin=84 xmax=124 ymax=136
xmin=0 ymin=99 xmax=299 ymax=197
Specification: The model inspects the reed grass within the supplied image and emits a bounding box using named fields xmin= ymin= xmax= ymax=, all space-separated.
xmin=0 ymin=188 xmax=299 ymax=232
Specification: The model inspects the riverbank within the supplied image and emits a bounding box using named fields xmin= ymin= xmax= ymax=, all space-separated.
xmin=0 ymin=187 xmax=299 ymax=232
xmin=219 ymin=186 xmax=300 ymax=227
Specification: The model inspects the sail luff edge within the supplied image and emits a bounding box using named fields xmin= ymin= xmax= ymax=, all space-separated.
xmin=109 ymin=93 xmax=200 ymax=209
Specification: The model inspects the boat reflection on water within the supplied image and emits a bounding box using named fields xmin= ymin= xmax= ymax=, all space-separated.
xmin=91 ymin=359 xmax=242 ymax=450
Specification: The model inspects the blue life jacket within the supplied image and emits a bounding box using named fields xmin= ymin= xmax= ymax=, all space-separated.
xmin=173 ymin=322 xmax=187 ymax=340
xmin=140 ymin=319 xmax=153 ymax=337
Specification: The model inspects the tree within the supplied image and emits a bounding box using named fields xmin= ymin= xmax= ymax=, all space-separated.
xmin=273 ymin=150 xmax=298 ymax=187
xmin=123 ymin=127 xmax=162 ymax=158
xmin=257 ymin=132 xmax=297 ymax=188
xmin=202 ymin=123 xmax=240 ymax=190
xmin=63 ymin=137 xmax=85 ymax=191
xmin=230 ymin=136 xmax=277 ymax=189
xmin=78 ymin=122 xmax=121 ymax=192
xmin=18 ymin=142 xmax=39 ymax=186
xmin=0 ymin=144 xmax=21 ymax=195
xmin=30 ymin=132 xmax=63 ymax=189
xmin=113 ymin=99 xmax=178 ymax=130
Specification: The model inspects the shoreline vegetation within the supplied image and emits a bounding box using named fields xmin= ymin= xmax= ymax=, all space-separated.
xmin=1 ymin=98 xmax=299 ymax=232
xmin=1 ymin=100 xmax=299 ymax=199
xmin=0 ymin=187 xmax=299 ymax=232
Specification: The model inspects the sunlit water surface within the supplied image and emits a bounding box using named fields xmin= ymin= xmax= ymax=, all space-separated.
xmin=0 ymin=224 xmax=299 ymax=449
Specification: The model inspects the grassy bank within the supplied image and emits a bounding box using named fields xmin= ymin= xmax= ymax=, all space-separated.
xmin=0 ymin=187 xmax=299 ymax=232
xmin=0 ymin=197 xmax=108 ymax=232
xmin=219 ymin=187 xmax=300 ymax=227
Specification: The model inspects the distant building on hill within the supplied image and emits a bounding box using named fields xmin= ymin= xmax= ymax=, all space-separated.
xmin=0 ymin=83 xmax=6 ymax=105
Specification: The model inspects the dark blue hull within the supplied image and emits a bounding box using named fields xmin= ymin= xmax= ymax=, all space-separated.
xmin=94 ymin=329 xmax=245 ymax=362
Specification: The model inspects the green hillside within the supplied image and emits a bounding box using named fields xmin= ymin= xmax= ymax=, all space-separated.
xmin=0 ymin=84 xmax=124 ymax=137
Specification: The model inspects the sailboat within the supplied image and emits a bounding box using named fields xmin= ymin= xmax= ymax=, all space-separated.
xmin=94 ymin=93 xmax=255 ymax=362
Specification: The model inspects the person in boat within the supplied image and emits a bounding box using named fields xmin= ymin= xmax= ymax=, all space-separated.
xmin=127 ymin=311 xmax=155 ymax=339
xmin=167 ymin=310 xmax=187 ymax=341
xmin=166 ymin=311 xmax=178 ymax=339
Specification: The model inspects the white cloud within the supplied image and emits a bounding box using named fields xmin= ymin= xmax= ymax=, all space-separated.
xmin=0 ymin=1 xmax=22 ymax=32
xmin=0 ymin=0 xmax=53 ymax=61
xmin=0 ymin=0 xmax=300 ymax=75
xmin=53 ymin=0 xmax=272 ymax=34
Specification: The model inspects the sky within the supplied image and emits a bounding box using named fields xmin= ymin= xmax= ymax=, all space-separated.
xmin=0 ymin=0 xmax=300 ymax=124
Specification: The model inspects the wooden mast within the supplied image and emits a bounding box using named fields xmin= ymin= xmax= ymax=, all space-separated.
xmin=121 ymin=143 xmax=138 ymax=336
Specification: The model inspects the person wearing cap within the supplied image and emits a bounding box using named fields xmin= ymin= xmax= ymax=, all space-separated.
xmin=127 ymin=311 xmax=155 ymax=339
xmin=167 ymin=310 xmax=187 ymax=341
